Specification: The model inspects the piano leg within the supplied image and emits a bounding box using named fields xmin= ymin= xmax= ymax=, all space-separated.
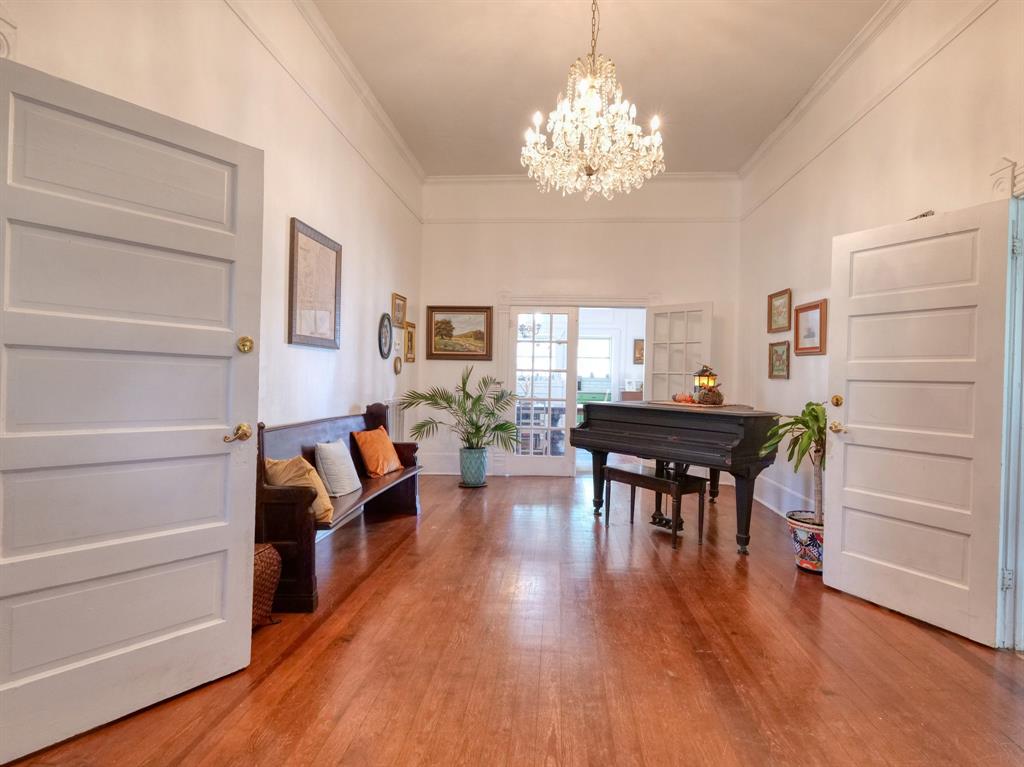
xmin=709 ymin=469 xmax=720 ymax=504
xmin=730 ymin=472 xmax=759 ymax=554
xmin=591 ymin=450 xmax=608 ymax=516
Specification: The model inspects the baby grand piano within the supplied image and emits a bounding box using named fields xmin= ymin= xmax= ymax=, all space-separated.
xmin=570 ymin=401 xmax=779 ymax=553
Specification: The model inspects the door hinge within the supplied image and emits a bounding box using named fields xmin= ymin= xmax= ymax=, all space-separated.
xmin=1000 ymin=568 xmax=1015 ymax=591
xmin=1013 ymin=237 xmax=1022 ymax=260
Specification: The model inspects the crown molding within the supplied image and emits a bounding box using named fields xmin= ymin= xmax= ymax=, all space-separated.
xmin=423 ymin=215 xmax=737 ymax=225
xmin=292 ymin=0 xmax=425 ymax=181
xmin=423 ymin=171 xmax=738 ymax=186
xmin=738 ymin=0 xmax=910 ymax=179
xmin=223 ymin=0 xmax=422 ymax=221
xmin=739 ymin=0 xmax=1000 ymax=221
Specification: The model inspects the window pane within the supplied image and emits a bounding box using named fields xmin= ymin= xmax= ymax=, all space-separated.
xmin=516 ymin=371 xmax=531 ymax=398
xmin=517 ymin=429 xmax=533 ymax=455
xmin=517 ymin=314 xmax=535 ymax=340
xmin=552 ymin=313 xmax=568 ymax=341
xmin=550 ymin=430 xmax=566 ymax=456
xmin=578 ymin=359 xmax=610 ymax=379
xmin=516 ymin=341 xmax=533 ymax=370
xmin=533 ymin=372 xmax=550 ymax=398
xmin=552 ymin=342 xmax=568 ymax=370
xmin=515 ymin=401 xmax=532 ymax=426
xmin=550 ymin=371 xmax=567 ymax=399
xmin=534 ymin=313 xmax=551 ymax=340
xmin=533 ymin=342 xmax=552 ymax=370
xmin=551 ymin=407 xmax=567 ymax=429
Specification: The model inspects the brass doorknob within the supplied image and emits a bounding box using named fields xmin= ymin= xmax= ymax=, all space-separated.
xmin=223 ymin=423 xmax=252 ymax=442
xmin=237 ymin=336 xmax=255 ymax=353
xmin=829 ymin=421 xmax=847 ymax=434
xmin=830 ymin=394 xmax=844 ymax=407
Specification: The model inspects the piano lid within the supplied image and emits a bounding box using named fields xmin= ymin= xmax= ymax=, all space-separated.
xmin=583 ymin=401 xmax=780 ymax=419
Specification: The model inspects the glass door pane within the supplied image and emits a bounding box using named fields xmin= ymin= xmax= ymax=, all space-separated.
xmin=509 ymin=308 xmax=577 ymax=475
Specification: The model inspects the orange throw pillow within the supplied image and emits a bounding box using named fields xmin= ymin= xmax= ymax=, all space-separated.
xmin=353 ymin=426 xmax=403 ymax=478
xmin=264 ymin=456 xmax=334 ymax=525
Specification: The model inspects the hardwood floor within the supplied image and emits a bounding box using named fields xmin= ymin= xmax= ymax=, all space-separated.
xmin=18 ymin=476 xmax=1024 ymax=766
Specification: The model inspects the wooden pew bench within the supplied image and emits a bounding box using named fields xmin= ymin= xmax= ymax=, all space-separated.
xmin=255 ymin=403 xmax=421 ymax=612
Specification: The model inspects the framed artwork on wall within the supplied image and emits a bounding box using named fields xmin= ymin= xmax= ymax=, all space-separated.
xmin=426 ymin=306 xmax=493 ymax=360
xmin=288 ymin=218 xmax=342 ymax=349
xmin=404 ymin=321 xmax=416 ymax=362
xmin=391 ymin=292 xmax=408 ymax=327
xmin=768 ymin=340 xmax=790 ymax=379
xmin=767 ymin=288 xmax=791 ymax=333
xmin=632 ymin=338 xmax=645 ymax=364
xmin=794 ymin=299 xmax=828 ymax=355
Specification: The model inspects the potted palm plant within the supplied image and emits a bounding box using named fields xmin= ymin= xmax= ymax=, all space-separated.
xmin=759 ymin=401 xmax=828 ymax=573
xmin=399 ymin=366 xmax=519 ymax=488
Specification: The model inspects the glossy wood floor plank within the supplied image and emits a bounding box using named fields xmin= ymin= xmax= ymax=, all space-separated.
xmin=15 ymin=476 xmax=1024 ymax=767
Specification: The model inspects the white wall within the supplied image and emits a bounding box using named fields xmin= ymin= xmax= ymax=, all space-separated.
xmin=6 ymin=0 xmax=423 ymax=424
xmin=417 ymin=174 xmax=741 ymax=473
xmin=737 ymin=0 xmax=1024 ymax=512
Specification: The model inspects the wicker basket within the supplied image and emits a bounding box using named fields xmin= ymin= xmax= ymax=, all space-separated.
xmin=252 ymin=543 xmax=282 ymax=628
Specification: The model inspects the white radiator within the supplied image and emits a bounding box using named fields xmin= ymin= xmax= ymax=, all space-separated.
xmin=383 ymin=398 xmax=406 ymax=440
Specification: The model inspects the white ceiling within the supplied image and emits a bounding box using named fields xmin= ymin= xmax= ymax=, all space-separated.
xmin=314 ymin=0 xmax=884 ymax=176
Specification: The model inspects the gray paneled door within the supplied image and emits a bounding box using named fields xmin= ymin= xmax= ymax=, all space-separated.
xmin=0 ymin=60 xmax=263 ymax=760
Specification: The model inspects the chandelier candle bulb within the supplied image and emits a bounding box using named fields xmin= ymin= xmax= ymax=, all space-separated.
xmin=520 ymin=0 xmax=665 ymax=200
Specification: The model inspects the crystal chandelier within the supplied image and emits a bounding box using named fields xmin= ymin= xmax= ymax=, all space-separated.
xmin=521 ymin=0 xmax=665 ymax=200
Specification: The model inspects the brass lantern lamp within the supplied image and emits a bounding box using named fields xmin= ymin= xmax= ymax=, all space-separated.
xmin=693 ymin=365 xmax=724 ymax=405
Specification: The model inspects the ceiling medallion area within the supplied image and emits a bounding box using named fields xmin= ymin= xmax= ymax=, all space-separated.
xmin=521 ymin=0 xmax=665 ymax=201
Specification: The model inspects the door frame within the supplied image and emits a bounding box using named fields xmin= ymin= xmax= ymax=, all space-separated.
xmin=494 ymin=295 xmax=654 ymax=477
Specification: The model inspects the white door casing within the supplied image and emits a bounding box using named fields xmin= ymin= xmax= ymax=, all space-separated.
xmin=0 ymin=60 xmax=263 ymax=760
xmin=826 ymin=200 xmax=1012 ymax=647
xmin=644 ymin=302 xmax=713 ymax=401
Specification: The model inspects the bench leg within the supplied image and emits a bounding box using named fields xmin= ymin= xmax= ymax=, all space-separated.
xmin=671 ymin=495 xmax=681 ymax=549
xmin=629 ymin=485 xmax=636 ymax=524
xmin=604 ymin=477 xmax=612 ymax=528
xmin=698 ymin=489 xmax=705 ymax=545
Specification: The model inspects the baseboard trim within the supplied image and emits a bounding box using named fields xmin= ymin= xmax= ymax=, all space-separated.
xmin=754 ymin=474 xmax=811 ymax=518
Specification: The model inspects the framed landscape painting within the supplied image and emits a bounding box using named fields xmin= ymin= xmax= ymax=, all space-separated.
xmin=288 ymin=218 xmax=341 ymax=349
xmin=767 ymin=288 xmax=791 ymax=333
xmin=769 ymin=340 xmax=790 ymax=379
xmin=794 ymin=298 xmax=828 ymax=355
xmin=426 ymin=306 xmax=493 ymax=360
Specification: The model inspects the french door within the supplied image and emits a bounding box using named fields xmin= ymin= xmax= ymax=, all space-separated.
xmin=506 ymin=307 xmax=578 ymax=476
xmin=0 ymin=60 xmax=263 ymax=760
xmin=644 ymin=303 xmax=713 ymax=401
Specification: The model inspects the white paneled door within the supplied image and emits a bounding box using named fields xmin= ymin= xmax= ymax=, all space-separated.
xmin=644 ymin=303 xmax=713 ymax=401
xmin=826 ymin=200 xmax=1015 ymax=646
xmin=0 ymin=61 xmax=263 ymax=760
xmin=507 ymin=308 xmax=578 ymax=476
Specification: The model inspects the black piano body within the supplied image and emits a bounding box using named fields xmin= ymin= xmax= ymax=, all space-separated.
xmin=569 ymin=401 xmax=779 ymax=553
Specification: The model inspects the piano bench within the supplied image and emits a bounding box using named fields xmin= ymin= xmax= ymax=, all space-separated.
xmin=603 ymin=465 xmax=706 ymax=549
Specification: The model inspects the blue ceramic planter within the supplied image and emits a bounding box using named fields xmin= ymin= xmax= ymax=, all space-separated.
xmin=459 ymin=447 xmax=488 ymax=487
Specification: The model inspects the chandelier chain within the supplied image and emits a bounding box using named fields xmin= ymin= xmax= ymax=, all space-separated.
xmin=590 ymin=0 xmax=600 ymax=69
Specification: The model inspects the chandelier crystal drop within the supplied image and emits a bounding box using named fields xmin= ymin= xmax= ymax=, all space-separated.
xmin=521 ymin=0 xmax=665 ymax=200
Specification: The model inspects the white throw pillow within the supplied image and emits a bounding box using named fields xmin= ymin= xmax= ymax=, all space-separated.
xmin=315 ymin=440 xmax=362 ymax=497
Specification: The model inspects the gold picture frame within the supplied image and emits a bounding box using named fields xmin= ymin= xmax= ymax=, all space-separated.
xmin=767 ymin=288 xmax=791 ymax=333
xmin=426 ymin=306 xmax=493 ymax=361
xmin=391 ymin=292 xmax=408 ymax=327
xmin=404 ymin=321 xmax=416 ymax=362
xmin=632 ymin=338 xmax=645 ymax=365
xmin=769 ymin=340 xmax=790 ymax=379
xmin=794 ymin=299 xmax=828 ymax=356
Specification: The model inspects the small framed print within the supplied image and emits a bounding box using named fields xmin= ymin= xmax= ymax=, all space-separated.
xmin=632 ymin=338 xmax=645 ymax=365
xmin=767 ymin=288 xmax=791 ymax=333
xmin=794 ymin=299 xmax=828 ymax=356
xmin=393 ymin=326 xmax=404 ymax=357
xmin=404 ymin=321 xmax=416 ymax=362
xmin=769 ymin=341 xmax=790 ymax=379
xmin=391 ymin=292 xmax=408 ymax=327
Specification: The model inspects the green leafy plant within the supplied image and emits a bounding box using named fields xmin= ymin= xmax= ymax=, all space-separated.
xmin=399 ymin=366 xmax=519 ymax=452
xmin=760 ymin=401 xmax=828 ymax=525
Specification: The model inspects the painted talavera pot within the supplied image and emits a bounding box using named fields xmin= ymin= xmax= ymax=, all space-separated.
xmin=459 ymin=447 xmax=488 ymax=488
xmin=786 ymin=511 xmax=824 ymax=573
